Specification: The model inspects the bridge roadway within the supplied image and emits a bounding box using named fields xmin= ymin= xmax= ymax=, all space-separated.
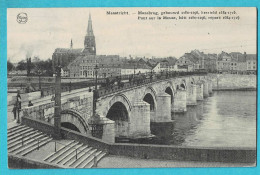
xmin=20 ymin=72 xmax=213 ymax=144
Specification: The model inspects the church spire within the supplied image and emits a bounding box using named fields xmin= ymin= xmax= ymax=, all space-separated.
xmin=87 ymin=13 xmax=94 ymax=36
xmin=83 ymin=13 xmax=96 ymax=55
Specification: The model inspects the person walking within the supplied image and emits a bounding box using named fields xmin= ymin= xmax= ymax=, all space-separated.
xmin=12 ymin=105 xmax=17 ymax=120
xmin=28 ymin=101 xmax=34 ymax=107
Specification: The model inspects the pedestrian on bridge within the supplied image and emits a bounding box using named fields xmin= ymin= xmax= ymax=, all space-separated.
xmin=12 ymin=105 xmax=17 ymax=120
xmin=28 ymin=101 xmax=34 ymax=107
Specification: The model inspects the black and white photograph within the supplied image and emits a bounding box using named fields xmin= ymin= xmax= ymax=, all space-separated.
xmin=7 ymin=7 xmax=256 ymax=168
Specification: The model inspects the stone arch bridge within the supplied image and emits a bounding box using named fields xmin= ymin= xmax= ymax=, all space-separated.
xmin=22 ymin=75 xmax=213 ymax=143
xmin=95 ymin=75 xmax=213 ymax=142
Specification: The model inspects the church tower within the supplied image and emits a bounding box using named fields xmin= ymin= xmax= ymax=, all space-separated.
xmin=82 ymin=14 xmax=96 ymax=55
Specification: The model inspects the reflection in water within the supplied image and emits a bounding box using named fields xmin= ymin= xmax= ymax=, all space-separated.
xmin=151 ymin=91 xmax=256 ymax=148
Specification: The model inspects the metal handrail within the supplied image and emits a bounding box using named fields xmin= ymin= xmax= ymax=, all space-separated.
xmin=16 ymin=133 xmax=100 ymax=167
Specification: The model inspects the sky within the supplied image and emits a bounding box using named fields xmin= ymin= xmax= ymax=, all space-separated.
xmin=7 ymin=7 xmax=256 ymax=62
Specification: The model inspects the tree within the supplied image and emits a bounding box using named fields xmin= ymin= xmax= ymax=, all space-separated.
xmin=7 ymin=60 xmax=14 ymax=72
xmin=34 ymin=58 xmax=53 ymax=76
xmin=27 ymin=57 xmax=32 ymax=76
xmin=16 ymin=60 xmax=27 ymax=70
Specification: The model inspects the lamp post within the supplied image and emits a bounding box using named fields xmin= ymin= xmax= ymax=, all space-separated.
xmin=37 ymin=70 xmax=42 ymax=90
xmin=93 ymin=64 xmax=99 ymax=116
xmin=53 ymin=58 xmax=62 ymax=140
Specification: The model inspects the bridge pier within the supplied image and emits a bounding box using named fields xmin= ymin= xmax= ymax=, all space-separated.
xmin=186 ymin=84 xmax=197 ymax=106
xmin=99 ymin=117 xmax=115 ymax=143
xmin=173 ymin=90 xmax=187 ymax=113
xmin=202 ymin=81 xmax=209 ymax=98
xmin=154 ymin=93 xmax=172 ymax=122
xmin=128 ymin=101 xmax=151 ymax=138
xmin=196 ymin=83 xmax=204 ymax=101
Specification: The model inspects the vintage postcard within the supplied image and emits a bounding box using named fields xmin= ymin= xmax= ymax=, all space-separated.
xmin=6 ymin=7 xmax=256 ymax=169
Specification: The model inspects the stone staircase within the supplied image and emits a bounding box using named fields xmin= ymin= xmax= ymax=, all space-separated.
xmin=43 ymin=140 xmax=106 ymax=168
xmin=8 ymin=125 xmax=107 ymax=168
xmin=8 ymin=125 xmax=53 ymax=156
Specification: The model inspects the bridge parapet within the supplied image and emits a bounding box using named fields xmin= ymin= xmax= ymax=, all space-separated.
xmin=22 ymin=90 xmax=93 ymax=134
xmin=97 ymin=71 xmax=207 ymax=98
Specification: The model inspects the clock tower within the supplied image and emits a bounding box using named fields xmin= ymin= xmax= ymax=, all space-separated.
xmin=83 ymin=14 xmax=96 ymax=55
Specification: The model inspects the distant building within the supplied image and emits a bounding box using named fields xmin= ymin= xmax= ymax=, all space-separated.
xmin=121 ymin=62 xmax=151 ymax=76
xmin=152 ymin=62 xmax=160 ymax=73
xmin=67 ymin=55 xmax=122 ymax=78
xmin=61 ymin=67 xmax=70 ymax=77
xmin=204 ymin=54 xmax=217 ymax=73
xmin=176 ymin=53 xmax=200 ymax=72
xmin=246 ymin=54 xmax=257 ymax=74
xmin=217 ymin=51 xmax=232 ymax=73
xmin=52 ymin=14 xmax=96 ymax=75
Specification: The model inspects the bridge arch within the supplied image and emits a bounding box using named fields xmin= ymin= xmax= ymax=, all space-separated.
xmin=142 ymin=87 xmax=157 ymax=111
xmin=50 ymin=109 xmax=89 ymax=135
xmin=106 ymin=94 xmax=132 ymax=114
xmin=105 ymin=94 xmax=132 ymax=137
xmin=165 ymin=86 xmax=174 ymax=104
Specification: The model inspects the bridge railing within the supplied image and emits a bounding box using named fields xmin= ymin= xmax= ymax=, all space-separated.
xmin=96 ymin=71 xmax=207 ymax=97
xmin=11 ymin=71 xmax=206 ymax=99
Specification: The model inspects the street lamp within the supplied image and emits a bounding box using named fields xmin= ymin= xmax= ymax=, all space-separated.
xmin=37 ymin=70 xmax=42 ymax=90
xmin=53 ymin=57 xmax=62 ymax=140
xmin=93 ymin=63 xmax=99 ymax=116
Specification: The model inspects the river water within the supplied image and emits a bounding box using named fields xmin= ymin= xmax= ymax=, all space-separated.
xmin=151 ymin=91 xmax=256 ymax=148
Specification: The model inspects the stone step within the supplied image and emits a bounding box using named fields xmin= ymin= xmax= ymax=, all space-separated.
xmin=51 ymin=143 xmax=84 ymax=164
xmin=96 ymin=152 xmax=106 ymax=163
xmin=7 ymin=125 xmax=29 ymax=135
xmin=71 ymin=149 xmax=97 ymax=168
xmin=63 ymin=147 xmax=93 ymax=166
xmin=8 ymin=129 xmax=38 ymax=144
xmin=58 ymin=145 xmax=89 ymax=165
xmin=20 ymin=138 xmax=53 ymax=156
xmin=44 ymin=140 xmax=75 ymax=162
xmin=78 ymin=150 xmax=103 ymax=168
xmin=8 ymin=127 xmax=34 ymax=141
xmin=7 ymin=125 xmax=24 ymax=133
xmin=84 ymin=152 xmax=106 ymax=169
xmin=8 ymin=133 xmax=47 ymax=152
xmin=8 ymin=132 xmax=45 ymax=150
xmin=68 ymin=148 xmax=96 ymax=167
xmin=11 ymin=136 xmax=51 ymax=155
xmin=46 ymin=142 xmax=79 ymax=163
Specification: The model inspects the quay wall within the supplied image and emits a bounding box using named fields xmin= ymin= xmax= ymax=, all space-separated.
xmin=209 ymin=74 xmax=256 ymax=90
xmin=8 ymin=154 xmax=62 ymax=169
xmin=22 ymin=116 xmax=256 ymax=164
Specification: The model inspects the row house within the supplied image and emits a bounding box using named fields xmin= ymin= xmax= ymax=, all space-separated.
xmin=216 ymin=52 xmax=232 ymax=72
xmin=204 ymin=54 xmax=217 ymax=73
xmin=121 ymin=63 xmax=151 ymax=76
xmin=246 ymin=54 xmax=257 ymax=74
xmin=67 ymin=55 xmax=122 ymax=78
xmin=217 ymin=52 xmax=256 ymax=74
xmin=175 ymin=53 xmax=200 ymax=72
xmin=99 ymin=65 xmax=121 ymax=78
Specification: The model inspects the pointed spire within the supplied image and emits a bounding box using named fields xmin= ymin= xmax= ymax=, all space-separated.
xmin=87 ymin=13 xmax=94 ymax=36
xmin=70 ymin=39 xmax=73 ymax=49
